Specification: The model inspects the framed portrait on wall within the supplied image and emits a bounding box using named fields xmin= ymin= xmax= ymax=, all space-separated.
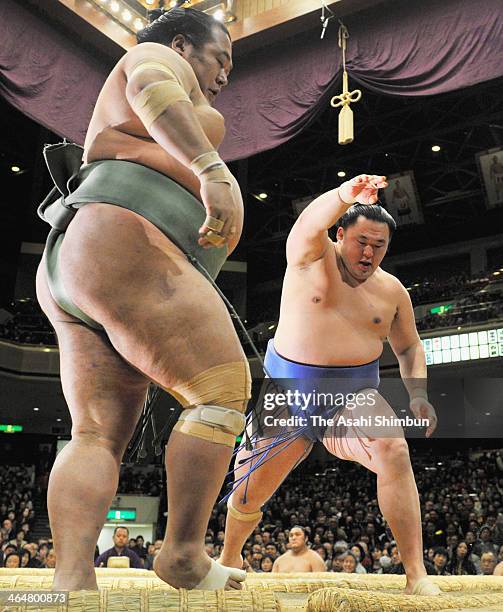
xmin=476 ymin=147 xmax=503 ymax=208
xmin=381 ymin=171 xmax=423 ymax=227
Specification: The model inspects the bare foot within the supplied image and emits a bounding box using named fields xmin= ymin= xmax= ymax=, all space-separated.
xmin=52 ymin=568 xmax=98 ymax=591
xmin=405 ymin=575 xmax=441 ymax=596
xmin=154 ymin=549 xmax=245 ymax=590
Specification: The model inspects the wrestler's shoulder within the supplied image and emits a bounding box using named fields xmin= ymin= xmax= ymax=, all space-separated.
xmin=306 ymin=548 xmax=322 ymax=559
xmin=122 ymin=43 xmax=194 ymax=72
xmin=375 ymin=268 xmax=407 ymax=295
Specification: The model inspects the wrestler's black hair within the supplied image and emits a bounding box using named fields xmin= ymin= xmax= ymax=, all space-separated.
xmin=337 ymin=204 xmax=396 ymax=239
xmin=137 ymin=7 xmax=230 ymax=49
xmin=113 ymin=525 xmax=129 ymax=535
xmin=289 ymin=525 xmax=308 ymax=539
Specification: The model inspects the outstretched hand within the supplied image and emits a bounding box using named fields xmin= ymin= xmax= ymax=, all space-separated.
xmin=410 ymin=397 xmax=438 ymax=438
xmin=339 ymin=174 xmax=388 ymax=206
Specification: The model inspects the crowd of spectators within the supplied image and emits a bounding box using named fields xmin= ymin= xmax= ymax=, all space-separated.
xmin=0 ymin=299 xmax=56 ymax=346
xmin=4 ymin=451 xmax=503 ymax=576
xmin=403 ymin=271 xmax=495 ymax=306
xmin=416 ymin=290 xmax=503 ymax=331
xmin=1 ymin=269 xmax=502 ymax=348
xmin=0 ymin=465 xmax=49 ymax=569
xmin=117 ymin=466 xmax=164 ymax=497
xmin=199 ymin=448 xmax=503 ymax=575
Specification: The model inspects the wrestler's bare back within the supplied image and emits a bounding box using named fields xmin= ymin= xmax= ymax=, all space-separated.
xmin=274 ymin=241 xmax=403 ymax=366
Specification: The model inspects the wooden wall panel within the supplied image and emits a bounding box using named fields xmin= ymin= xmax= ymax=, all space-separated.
xmin=234 ymin=0 xmax=285 ymax=20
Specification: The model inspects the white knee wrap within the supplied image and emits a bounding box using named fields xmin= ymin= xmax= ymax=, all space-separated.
xmin=174 ymin=404 xmax=246 ymax=447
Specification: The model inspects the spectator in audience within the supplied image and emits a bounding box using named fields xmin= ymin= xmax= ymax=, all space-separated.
xmin=272 ymin=527 xmax=326 ymax=573
xmin=250 ymin=551 xmax=263 ymax=571
xmin=265 ymin=543 xmax=278 ymax=559
xmin=259 ymin=555 xmax=274 ymax=573
xmin=19 ymin=549 xmax=31 ymax=568
xmin=134 ymin=535 xmax=148 ymax=560
xmin=23 ymin=544 xmax=42 ymax=568
xmin=370 ymin=547 xmax=384 ymax=572
xmin=36 ymin=543 xmax=49 ymax=567
xmin=331 ymin=555 xmax=344 ymax=572
xmin=313 ymin=544 xmax=325 ymax=557
xmin=350 ymin=543 xmax=368 ymax=574
xmin=378 ymin=555 xmax=392 ymax=574
xmin=4 ymin=552 xmax=21 ymax=568
xmin=2 ymin=544 xmax=18 ymax=557
xmin=432 ymin=547 xmax=450 ymax=575
xmin=472 ymin=525 xmax=499 ymax=558
xmin=2 ymin=519 xmax=15 ymax=541
xmin=342 ymin=552 xmax=358 ymax=574
xmin=9 ymin=530 xmax=27 ymax=549
xmin=144 ymin=543 xmax=157 ymax=570
xmin=44 ymin=549 xmax=57 ymax=569
xmin=480 ymin=551 xmax=497 ymax=575
xmin=448 ymin=541 xmax=478 ymax=575
xmin=94 ymin=527 xmax=143 ymax=569
xmin=388 ymin=544 xmax=406 ymax=575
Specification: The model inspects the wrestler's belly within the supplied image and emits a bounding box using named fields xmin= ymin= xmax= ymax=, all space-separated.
xmin=85 ymin=130 xmax=201 ymax=197
xmin=274 ymin=317 xmax=384 ymax=366
xmin=83 ymin=130 xmax=244 ymax=250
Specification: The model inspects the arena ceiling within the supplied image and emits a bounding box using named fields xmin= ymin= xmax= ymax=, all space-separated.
xmin=240 ymin=75 xmax=503 ymax=273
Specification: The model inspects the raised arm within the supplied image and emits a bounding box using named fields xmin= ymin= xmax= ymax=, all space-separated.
xmin=286 ymin=175 xmax=387 ymax=267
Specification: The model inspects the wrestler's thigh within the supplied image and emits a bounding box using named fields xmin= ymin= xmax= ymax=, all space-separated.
xmin=322 ymin=390 xmax=406 ymax=473
xmin=232 ymin=434 xmax=312 ymax=505
xmin=58 ymin=204 xmax=245 ymax=387
xmin=36 ymin=262 xmax=149 ymax=454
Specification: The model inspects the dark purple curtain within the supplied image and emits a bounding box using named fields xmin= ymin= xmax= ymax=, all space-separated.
xmin=0 ymin=0 xmax=110 ymax=145
xmin=1 ymin=0 xmax=502 ymax=160
xmin=216 ymin=0 xmax=503 ymax=160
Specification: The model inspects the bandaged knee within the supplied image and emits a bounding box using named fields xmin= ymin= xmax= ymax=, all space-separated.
xmin=174 ymin=404 xmax=245 ymax=447
xmin=171 ymin=361 xmax=251 ymax=447
xmin=129 ymin=60 xmax=192 ymax=130
xmin=227 ymin=494 xmax=263 ymax=522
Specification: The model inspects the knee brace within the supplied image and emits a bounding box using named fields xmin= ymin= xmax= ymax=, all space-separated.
xmin=227 ymin=494 xmax=263 ymax=523
xmin=174 ymin=404 xmax=245 ymax=447
xmin=170 ymin=361 xmax=251 ymax=447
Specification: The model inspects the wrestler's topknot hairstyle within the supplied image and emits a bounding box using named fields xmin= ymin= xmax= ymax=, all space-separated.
xmin=290 ymin=525 xmax=308 ymax=539
xmin=337 ymin=203 xmax=396 ymax=239
xmin=137 ymin=7 xmax=230 ymax=49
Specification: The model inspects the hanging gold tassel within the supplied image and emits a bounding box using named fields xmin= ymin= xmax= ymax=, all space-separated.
xmin=330 ymin=24 xmax=362 ymax=145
